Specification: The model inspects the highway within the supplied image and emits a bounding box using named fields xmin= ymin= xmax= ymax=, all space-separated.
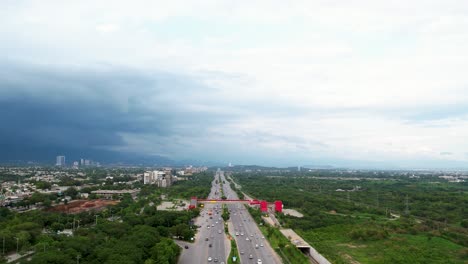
xmin=178 ymin=172 xmax=229 ymax=264
xmin=219 ymin=171 xmax=282 ymax=264
xmin=179 ymin=170 xmax=281 ymax=264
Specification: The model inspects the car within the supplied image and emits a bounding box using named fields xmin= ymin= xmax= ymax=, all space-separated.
xmin=209 ymin=244 xmax=212 ymax=247
xmin=246 ymin=237 xmax=249 ymax=241
xmin=255 ymin=244 xmax=259 ymax=248
xmin=250 ymin=234 xmax=253 ymax=237
xmin=240 ymin=233 xmax=244 ymax=236
xmin=212 ymin=224 xmax=215 ymax=227
xmin=208 ymin=257 xmax=212 ymax=262
xmin=184 ymin=245 xmax=189 ymax=249
xmin=214 ymin=258 xmax=218 ymax=262
xmin=260 ymin=244 xmax=264 ymax=247
xmin=257 ymin=259 xmax=262 ymax=264
xmin=240 ymin=250 xmax=244 ymax=255
xmin=235 ymin=232 xmax=239 ymax=236
xmin=205 ymin=238 xmax=209 ymax=241
xmin=249 ymin=254 xmax=253 ymax=259
xmin=218 ymin=230 xmax=222 ymax=234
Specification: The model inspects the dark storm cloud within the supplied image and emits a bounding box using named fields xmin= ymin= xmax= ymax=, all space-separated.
xmin=0 ymin=61 xmax=224 ymax=162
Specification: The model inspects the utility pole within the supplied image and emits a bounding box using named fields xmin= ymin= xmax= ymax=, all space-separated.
xmin=376 ymin=191 xmax=380 ymax=208
xmin=15 ymin=237 xmax=19 ymax=254
xmin=405 ymin=195 xmax=409 ymax=215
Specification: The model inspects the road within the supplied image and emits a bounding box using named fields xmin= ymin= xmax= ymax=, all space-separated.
xmin=219 ymin=171 xmax=282 ymax=264
xmin=178 ymin=171 xmax=229 ymax=264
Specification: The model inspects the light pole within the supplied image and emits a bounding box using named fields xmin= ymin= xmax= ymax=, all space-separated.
xmin=15 ymin=237 xmax=19 ymax=254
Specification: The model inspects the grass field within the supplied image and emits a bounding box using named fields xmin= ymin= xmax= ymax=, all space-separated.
xmin=300 ymin=222 xmax=467 ymax=264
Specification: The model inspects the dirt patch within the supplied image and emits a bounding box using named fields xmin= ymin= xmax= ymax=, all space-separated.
xmin=338 ymin=243 xmax=367 ymax=249
xmin=47 ymin=199 xmax=119 ymax=214
xmin=282 ymin=209 xmax=304 ymax=218
xmin=157 ymin=200 xmax=189 ymax=211
xmin=342 ymin=254 xmax=361 ymax=264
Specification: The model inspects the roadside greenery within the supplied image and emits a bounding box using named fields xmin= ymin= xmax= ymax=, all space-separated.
xmin=233 ymin=171 xmax=468 ymax=264
xmin=227 ymin=239 xmax=239 ymax=264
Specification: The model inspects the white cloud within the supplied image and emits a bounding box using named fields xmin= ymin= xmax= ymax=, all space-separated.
xmin=2 ymin=0 xmax=468 ymax=166
xmin=96 ymin=23 xmax=120 ymax=33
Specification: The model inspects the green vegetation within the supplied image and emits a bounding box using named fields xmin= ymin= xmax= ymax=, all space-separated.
xmin=222 ymin=204 xmax=230 ymax=222
xmin=227 ymin=239 xmax=239 ymax=264
xmin=0 ymin=171 xmax=213 ymax=263
xmin=233 ymin=171 xmax=468 ymax=264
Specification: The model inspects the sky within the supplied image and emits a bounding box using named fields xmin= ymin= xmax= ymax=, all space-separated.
xmin=1 ymin=1 xmax=468 ymax=168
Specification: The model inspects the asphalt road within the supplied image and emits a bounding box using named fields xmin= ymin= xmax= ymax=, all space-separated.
xmin=178 ymin=171 xmax=228 ymax=264
xmin=219 ymin=171 xmax=282 ymax=264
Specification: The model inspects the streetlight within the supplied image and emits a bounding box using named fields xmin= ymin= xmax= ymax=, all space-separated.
xmin=15 ymin=237 xmax=19 ymax=254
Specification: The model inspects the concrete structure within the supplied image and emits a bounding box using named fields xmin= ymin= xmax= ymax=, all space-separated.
xmin=280 ymin=229 xmax=331 ymax=264
xmin=143 ymin=170 xmax=174 ymax=187
xmin=56 ymin=156 xmax=66 ymax=166
xmin=260 ymin=200 xmax=268 ymax=212
xmin=275 ymin=200 xmax=283 ymax=213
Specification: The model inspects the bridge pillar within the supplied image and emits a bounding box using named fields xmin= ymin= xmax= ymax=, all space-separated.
xmin=189 ymin=197 xmax=197 ymax=209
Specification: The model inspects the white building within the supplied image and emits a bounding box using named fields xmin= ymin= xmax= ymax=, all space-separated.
xmin=56 ymin=156 xmax=66 ymax=166
xmin=143 ymin=170 xmax=174 ymax=187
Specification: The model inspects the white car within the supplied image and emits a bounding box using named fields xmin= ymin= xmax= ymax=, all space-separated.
xmin=208 ymin=257 xmax=212 ymax=262
xmin=257 ymin=259 xmax=262 ymax=264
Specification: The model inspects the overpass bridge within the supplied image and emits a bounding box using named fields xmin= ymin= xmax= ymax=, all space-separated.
xmin=189 ymin=197 xmax=283 ymax=213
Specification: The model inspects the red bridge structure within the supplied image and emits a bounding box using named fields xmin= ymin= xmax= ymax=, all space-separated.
xmin=189 ymin=197 xmax=283 ymax=213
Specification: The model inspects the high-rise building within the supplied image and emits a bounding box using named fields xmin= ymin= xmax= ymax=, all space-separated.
xmin=56 ymin=156 xmax=66 ymax=166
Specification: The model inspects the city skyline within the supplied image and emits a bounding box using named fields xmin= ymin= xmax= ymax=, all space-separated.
xmin=1 ymin=1 xmax=468 ymax=168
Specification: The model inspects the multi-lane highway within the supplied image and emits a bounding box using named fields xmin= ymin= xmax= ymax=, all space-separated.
xmin=178 ymin=172 xmax=229 ymax=264
xmin=219 ymin=171 xmax=282 ymax=264
xmin=179 ymin=170 xmax=281 ymax=264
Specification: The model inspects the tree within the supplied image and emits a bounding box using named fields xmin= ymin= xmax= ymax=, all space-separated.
xmin=64 ymin=187 xmax=79 ymax=200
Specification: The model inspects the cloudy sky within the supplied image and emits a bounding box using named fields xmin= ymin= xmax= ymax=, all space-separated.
xmin=1 ymin=1 xmax=468 ymax=168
